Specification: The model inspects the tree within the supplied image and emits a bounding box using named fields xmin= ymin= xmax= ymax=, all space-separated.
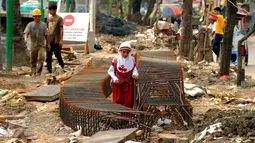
xmin=132 ymin=0 xmax=142 ymax=14
xmin=128 ymin=0 xmax=132 ymax=20
xmin=143 ymin=0 xmax=156 ymax=25
xmin=70 ymin=0 xmax=76 ymax=12
xmin=0 ymin=25 xmax=2 ymax=70
xmin=13 ymin=0 xmax=29 ymax=66
xmin=107 ymin=0 xmax=113 ymax=15
xmin=219 ymin=0 xmax=237 ymax=76
xmin=130 ymin=0 xmax=142 ymax=23
xmin=180 ymin=0 xmax=193 ymax=58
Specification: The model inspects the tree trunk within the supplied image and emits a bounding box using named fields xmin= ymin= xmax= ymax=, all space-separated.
xmin=132 ymin=0 xmax=142 ymax=14
xmin=70 ymin=0 xmax=76 ymax=12
xmin=131 ymin=0 xmax=142 ymax=23
xmin=220 ymin=0 xmax=237 ymax=76
xmin=119 ymin=1 xmax=124 ymax=18
xmin=13 ymin=0 xmax=29 ymax=66
xmin=128 ymin=0 xmax=132 ymax=20
xmin=107 ymin=0 xmax=113 ymax=15
xmin=180 ymin=0 xmax=193 ymax=58
xmin=0 ymin=26 xmax=2 ymax=70
xmin=143 ymin=0 xmax=156 ymax=25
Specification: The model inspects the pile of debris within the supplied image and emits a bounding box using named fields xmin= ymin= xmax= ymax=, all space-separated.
xmin=96 ymin=13 xmax=137 ymax=36
xmin=193 ymin=109 xmax=255 ymax=143
xmin=181 ymin=60 xmax=255 ymax=97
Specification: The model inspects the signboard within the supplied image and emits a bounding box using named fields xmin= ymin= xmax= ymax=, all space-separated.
xmin=58 ymin=13 xmax=89 ymax=42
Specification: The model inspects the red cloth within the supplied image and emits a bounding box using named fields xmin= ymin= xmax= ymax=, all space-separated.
xmin=111 ymin=58 xmax=135 ymax=108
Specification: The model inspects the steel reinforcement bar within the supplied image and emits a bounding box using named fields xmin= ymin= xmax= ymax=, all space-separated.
xmin=59 ymin=50 xmax=192 ymax=140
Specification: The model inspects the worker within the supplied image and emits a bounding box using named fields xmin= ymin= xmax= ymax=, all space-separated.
xmin=24 ymin=9 xmax=48 ymax=76
xmin=210 ymin=7 xmax=225 ymax=63
xmin=46 ymin=4 xmax=65 ymax=74
xmin=107 ymin=42 xmax=139 ymax=108
xmin=208 ymin=16 xmax=217 ymax=39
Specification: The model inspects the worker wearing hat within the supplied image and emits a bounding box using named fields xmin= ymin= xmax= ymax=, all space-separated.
xmin=24 ymin=8 xmax=48 ymax=76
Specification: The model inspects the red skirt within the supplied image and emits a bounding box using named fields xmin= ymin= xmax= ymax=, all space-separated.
xmin=112 ymin=81 xmax=134 ymax=108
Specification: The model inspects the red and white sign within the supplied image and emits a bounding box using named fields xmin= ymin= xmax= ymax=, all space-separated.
xmin=64 ymin=15 xmax=75 ymax=27
xmin=58 ymin=13 xmax=89 ymax=42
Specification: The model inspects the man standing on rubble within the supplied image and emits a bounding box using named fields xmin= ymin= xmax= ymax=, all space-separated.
xmin=46 ymin=4 xmax=65 ymax=74
xmin=24 ymin=9 xmax=48 ymax=76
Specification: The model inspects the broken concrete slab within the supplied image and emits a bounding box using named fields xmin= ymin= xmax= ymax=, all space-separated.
xmin=24 ymin=85 xmax=60 ymax=102
xmin=84 ymin=128 xmax=138 ymax=143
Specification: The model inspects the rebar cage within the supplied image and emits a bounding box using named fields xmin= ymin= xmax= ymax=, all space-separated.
xmin=59 ymin=50 xmax=193 ymax=141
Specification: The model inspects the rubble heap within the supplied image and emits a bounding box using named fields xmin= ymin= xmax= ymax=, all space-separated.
xmin=196 ymin=109 xmax=255 ymax=139
xmin=96 ymin=13 xmax=137 ymax=36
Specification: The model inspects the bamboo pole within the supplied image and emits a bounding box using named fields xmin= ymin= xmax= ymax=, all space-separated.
xmin=203 ymin=2 xmax=211 ymax=60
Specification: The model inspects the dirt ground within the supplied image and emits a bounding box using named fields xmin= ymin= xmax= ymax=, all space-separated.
xmin=0 ymin=34 xmax=255 ymax=143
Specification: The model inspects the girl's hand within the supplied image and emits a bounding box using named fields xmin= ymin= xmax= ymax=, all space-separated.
xmin=132 ymin=75 xmax=138 ymax=80
xmin=115 ymin=80 xmax=120 ymax=84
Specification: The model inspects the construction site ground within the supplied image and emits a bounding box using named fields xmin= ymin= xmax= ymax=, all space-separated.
xmin=0 ymin=34 xmax=255 ymax=143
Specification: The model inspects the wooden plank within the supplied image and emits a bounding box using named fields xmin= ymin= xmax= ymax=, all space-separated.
xmin=64 ymin=62 xmax=81 ymax=65
xmin=24 ymin=85 xmax=60 ymax=102
xmin=61 ymin=47 xmax=71 ymax=51
xmin=84 ymin=128 xmax=138 ymax=143
xmin=0 ymin=115 xmax=25 ymax=120
xmin=15 ymin=70 xmax=31 ymax=75
xmin=61 ymin=50 xmax=73 ymax=54
xmin=16 ymin=88 xmax=37 ymax=94
xmin=76 ymin=50 xmax=85 ymax=53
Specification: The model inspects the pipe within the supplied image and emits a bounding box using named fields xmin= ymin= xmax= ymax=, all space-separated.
xmin=6 ymin=0 xmax=14 ymax=71
xmin=40 ymin=0 xmax=44 ymax=22
xmin=66 ymin=0 xmax=70 ymax=12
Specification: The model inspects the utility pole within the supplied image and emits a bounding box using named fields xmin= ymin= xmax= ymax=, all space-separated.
xmin=40 ymin=0 xmax=44 ymax=22
xmin=87 ymin=0 xmax=96 ymax=53
xmin=66 ymin=0 xmax=70 ymax=12
xmin=6 ymin=0 xmax=14 ymax=71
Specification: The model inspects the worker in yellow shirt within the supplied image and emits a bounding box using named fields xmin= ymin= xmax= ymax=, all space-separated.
xmin=210 ymin=7 xmax=224 ymax=63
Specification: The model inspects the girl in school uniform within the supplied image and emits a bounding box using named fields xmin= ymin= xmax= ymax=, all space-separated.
xmin=108 ymin=42 xmax=139 ymax=108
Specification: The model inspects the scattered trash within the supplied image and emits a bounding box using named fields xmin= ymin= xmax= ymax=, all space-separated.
xmin=152 ymin=125 xmax=164 ymax=133
xmin=157 ymin=118 xmax=172 ymax=126
xmin=0 ymin=89 xmax=9 ymax=97
xmin=0 ymin=127 xmax=13 ymax=137
xmin=125 ymin=141 xmax=142 ymax=143
xmin=184 ymin=83 xmax=205 ymax=97
xmin=94 ymin=44 xmax=103 ymax=50
xmin=191 ymin=123 xmax=222 ymax=143
xmin=219 ymin=75 xmax=230 ymax=80
xmin=237 ymin=104 xmax=248 ymax=107
xmin=69 ymin=126 xmax=82 ymax=137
